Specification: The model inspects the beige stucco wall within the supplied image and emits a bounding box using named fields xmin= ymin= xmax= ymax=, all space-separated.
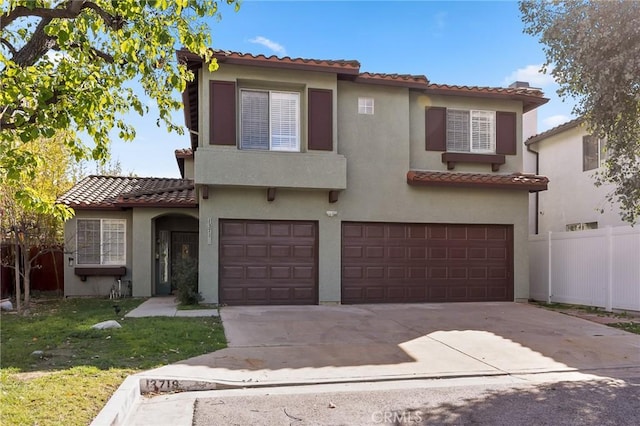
xmin=130 ymin=208 xmax=199 ymax=297
xmin=534 ymin=126 xmax=625 ymax=233
xmin=408 ymin=91 xmax=525 ymax=174
xmin=63 ymin=208 xmax=198 ymax=297
xmin=195 ymin=63 xmax=347 ymax=189
xmin=63 ymin=209 xmax=133 ymax=297
xmin=195 ymin=79 xmax=532 ymax=303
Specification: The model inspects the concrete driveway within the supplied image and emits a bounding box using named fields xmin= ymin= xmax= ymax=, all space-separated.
xmin=141 ymin=302 xmax=640 ymax=388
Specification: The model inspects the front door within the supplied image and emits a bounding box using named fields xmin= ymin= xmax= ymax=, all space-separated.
xmin=171 ymin=232 xmax=199 ymax=293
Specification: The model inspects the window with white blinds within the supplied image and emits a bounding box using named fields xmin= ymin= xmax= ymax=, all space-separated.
xmin=240 ymin=89 xmax=300 ymax=151
xmin=77 ymin=219 xmax=126 ymax=265
xmin=446 ymin=109 xmax=496 ymax=153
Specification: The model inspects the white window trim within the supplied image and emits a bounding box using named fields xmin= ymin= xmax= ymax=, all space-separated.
xmin=358 ymin=97 xmax=374 ymax=115
xmin=240 ymin=89 xmax=300 ymax=152
xmin=76 ymin=218 xmax=126 ymax=266
xmin=583 ymin=137 xmax=606 ymax=171
xmin=446 ymin=109 xmax=496 ymax=154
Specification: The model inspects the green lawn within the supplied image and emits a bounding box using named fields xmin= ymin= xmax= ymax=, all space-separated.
xmin=533 ymin=301 xmax=640 ymax=335
xmin=0 ymin=298 xmax=226 ymax=425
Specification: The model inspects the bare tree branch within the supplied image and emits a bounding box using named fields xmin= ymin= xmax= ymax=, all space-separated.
xmin=1 ymin=1 xmax=124 ymax=32
xmin=0 ymin=37 xmax=17 ymax=55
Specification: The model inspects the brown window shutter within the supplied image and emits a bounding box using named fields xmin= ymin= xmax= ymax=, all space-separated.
xmin=495 ymin=111 xmax=517 ymax=155
xmin=308 ymin=88 xmax=333 ymax=151
xmin=209 ymin=81 xmax=236 ymax=146
xmin=425 ymin=106 xmax=446 ymax=151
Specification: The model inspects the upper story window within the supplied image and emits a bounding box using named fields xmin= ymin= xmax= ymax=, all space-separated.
xmin=77 ymin=219 xmax=126 ymax=265
xmin=583 ymin=135 xmax=606 ymax=171
xmin=240 ymin=89 xmax=300 ymax=152
xmin=426 ymin=107 xmax=516 ymax=163
xmin=446 ymin=109 xmax=496 ymax=153
xmin=358 ymin=97 xmax=374 ymax=115
xmin=566 ymin=222 xmax=598 ymax=232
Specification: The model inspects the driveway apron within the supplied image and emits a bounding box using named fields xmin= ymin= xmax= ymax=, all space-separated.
xmin=141 ymin=302 xmax=640 ymax=386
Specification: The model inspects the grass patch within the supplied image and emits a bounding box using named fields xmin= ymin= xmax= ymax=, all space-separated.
xmin=609 ymin=322 xmax=640 ymax=335
xmin=176 ymin=303 xmax=217 ymax=311
xmin=1 ymin=297 xmax=227 ymax=425
xmin=533 ymin=301 xmax=640 ymax=335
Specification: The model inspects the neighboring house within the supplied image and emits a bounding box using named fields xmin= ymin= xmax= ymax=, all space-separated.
xmin=524 ymin=118 xmax=625 ymax=235
xmin=58 ymin=50 xmax=550 ymax=305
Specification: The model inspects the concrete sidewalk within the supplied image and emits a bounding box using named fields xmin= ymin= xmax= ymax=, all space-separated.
xmin=125 ymin=297 xmax=219 ymax=318
xmin=93 ymin=302 xmax=640 ymax=425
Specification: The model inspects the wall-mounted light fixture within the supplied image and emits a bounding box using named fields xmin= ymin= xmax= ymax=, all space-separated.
xmin=68 ymin=257 xmax=74 ymax=267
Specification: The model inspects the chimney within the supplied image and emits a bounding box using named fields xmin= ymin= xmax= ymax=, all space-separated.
xmin=509 ymin=81 xmax=530 ymax=89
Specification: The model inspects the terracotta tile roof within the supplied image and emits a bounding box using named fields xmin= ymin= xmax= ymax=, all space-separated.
xmin=178 ymin=48 xmax=547 ymax=102
xmin=525 ymin=117 xmax=584 ymax=145
xmin=427 ymin=83 xmax=544 ymax=97
xmin=407 ymin=170 xmax=549 ymax=192
xmin=174 ymin=148 xmax=194 ymax=158
xmin=177 ymin=48 xmax=361 ymax=75
xmin=355 ymin=72 xmax=430 ymax=89
xmin=57 ymin=176 xmax=197 ymax=209
xmin=425 ymin=84 xmax=548 ymax=113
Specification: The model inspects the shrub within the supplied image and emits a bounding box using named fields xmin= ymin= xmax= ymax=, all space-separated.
xmin=172 ymin=257 xmax=202 ymax=305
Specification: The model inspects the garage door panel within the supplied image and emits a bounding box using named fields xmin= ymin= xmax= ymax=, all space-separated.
xmin=366 ymin=246 xmax=385 ymax=258
xmin=367 ymin=267 xmax=385 ymax=278
xmin=293 ymin=245 xmax=314 ymax=258
xmin=219 ymin=220 xmax=318 ymax=305
xmin=221 ymin=266 xmax=244 ymax=279
xmin=293 ymin=266 xmax=313 ymax=279
xmin=487 ymin=227 xmax=508 ymax=240
xmin=246 ymin=245 xmax=268 ymax=257
xmin=342 ymin=222 xmax=513 ymax=304
xmin=221 ymin=244 xmax=244 ymax=258
xmin=246 ymin=266 xmax=267 ymax=279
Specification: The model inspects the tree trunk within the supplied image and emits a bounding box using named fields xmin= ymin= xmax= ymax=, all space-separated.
xmin=13 ymin=239 xmax=21 ymax=312
xmin=23 ymin=248 xmax=31 ymax=308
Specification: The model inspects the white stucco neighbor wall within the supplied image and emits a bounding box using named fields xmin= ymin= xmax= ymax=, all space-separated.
xmin=534 ymin=125 xmax=625 ymax=234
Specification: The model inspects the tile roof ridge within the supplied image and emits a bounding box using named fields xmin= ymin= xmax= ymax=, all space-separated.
xmin=213 ymin=49 xmax=361 ymax=68
xmin=427 ymin=83 xmax=545 ymax=96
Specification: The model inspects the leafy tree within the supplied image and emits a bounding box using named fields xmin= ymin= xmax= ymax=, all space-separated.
xmin=520 ymin=0 xmax=640 ymax=224
xmin=1 ymin=0 xmax=239 ymax=214
xmin=1 ymin=133 xmax=75 ymax=311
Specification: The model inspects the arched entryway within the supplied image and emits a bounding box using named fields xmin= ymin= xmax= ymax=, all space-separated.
xmin=154 ymin=214 xmax=198 ymax=296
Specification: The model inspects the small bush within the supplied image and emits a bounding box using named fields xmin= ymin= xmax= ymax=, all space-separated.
xmin=172 ymin=257 xmax=202 ymax=306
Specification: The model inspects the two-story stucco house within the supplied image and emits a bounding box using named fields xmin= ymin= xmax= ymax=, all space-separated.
xmin=58 ymin=50 xmax=550 ymax=305
xmin=524 ymin=118 xmax=626 ymax=235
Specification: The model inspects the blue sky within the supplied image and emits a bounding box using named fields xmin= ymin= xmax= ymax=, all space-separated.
xmin=110 ymin=0 xmax=576 ymax=178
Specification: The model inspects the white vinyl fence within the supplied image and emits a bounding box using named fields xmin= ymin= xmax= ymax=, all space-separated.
xmin=529 ymin=226 xmax=640 ymax=312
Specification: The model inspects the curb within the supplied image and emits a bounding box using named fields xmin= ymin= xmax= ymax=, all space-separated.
xmin=90 ymin=375 xmax=141 ymax=426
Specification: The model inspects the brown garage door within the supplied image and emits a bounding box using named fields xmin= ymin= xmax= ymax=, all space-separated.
xmin=219 ymin=220 xmax=318 ymax=305
xmin=342 ymin=222 xmax=513 ymax=304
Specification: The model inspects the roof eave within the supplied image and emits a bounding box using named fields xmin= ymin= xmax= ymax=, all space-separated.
xmin=424 ymin=87 xmax=549 ymax=112
xmin=525 ymin=117 xmax=585 ymax=145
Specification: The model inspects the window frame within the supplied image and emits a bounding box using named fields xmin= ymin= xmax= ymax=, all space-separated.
xmin=446 ymin=109 xmax=496 ymax=154
xmin=239 ymin=88 xmax=301 ymax=152
xmin=76 ymin=218 xmax=126 ymax=266
xmin=566 ymin=222 xmax=598 ymax=232
xmin=358 ymin=97 xmax=374 ymax=115
xmin=582 ymin=135 xmax=606 ymax=171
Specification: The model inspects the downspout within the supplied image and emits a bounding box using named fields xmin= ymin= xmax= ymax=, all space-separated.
xmin=526 ymin=142 xmax=540 ymax=235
